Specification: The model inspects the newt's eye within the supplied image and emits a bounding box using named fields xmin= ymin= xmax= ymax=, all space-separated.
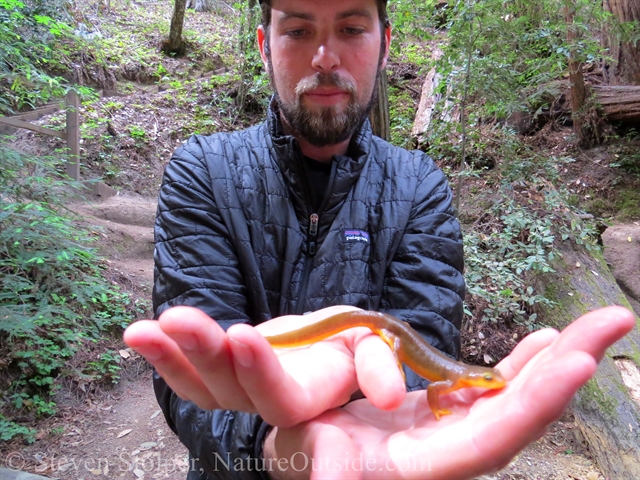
xmin=483 ymin=373 xmax=494 ymax=382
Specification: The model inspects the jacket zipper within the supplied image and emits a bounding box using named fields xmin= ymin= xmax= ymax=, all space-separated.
xmin=296 ymin=213 xmax=319 ymax=314
xmin=295 ymin=161 xmax=337 ymax=314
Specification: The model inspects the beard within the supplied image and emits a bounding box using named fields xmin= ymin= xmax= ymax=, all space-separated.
xmin=269 ymin=62 xmax=380 ymax=147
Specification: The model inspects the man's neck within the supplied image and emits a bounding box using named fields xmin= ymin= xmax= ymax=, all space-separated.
xmin=296 ymin=137 xmax=350 ymax=163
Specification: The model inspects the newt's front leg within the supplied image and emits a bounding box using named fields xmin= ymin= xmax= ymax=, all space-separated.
xmin=427 ymin=380 xmax=455 ymax=420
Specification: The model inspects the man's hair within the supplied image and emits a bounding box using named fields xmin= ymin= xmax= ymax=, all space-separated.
xmin=259 ymin=0 xmax=390 ymax=60
xmin=259 ymin=0 xmax=391 ymax=36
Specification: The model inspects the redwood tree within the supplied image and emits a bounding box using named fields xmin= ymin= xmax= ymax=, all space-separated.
xmin=603 ymin=0 xmax=640 ymax=85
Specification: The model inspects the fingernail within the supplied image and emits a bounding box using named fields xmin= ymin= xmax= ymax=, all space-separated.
xmin=229 ymin=338 xmax=255 ymax=368
xmin=171 ymin=333 xmax=199 ymax=352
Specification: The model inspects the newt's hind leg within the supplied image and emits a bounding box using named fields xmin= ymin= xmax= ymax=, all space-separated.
xmin=377 ymin=329 xmax=405 ymax=381
xmin=427 ymin=380 xmax=455 ymax=420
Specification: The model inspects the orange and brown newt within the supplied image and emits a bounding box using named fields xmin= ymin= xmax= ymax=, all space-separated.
xmin=264 ymin=310 xmax=507 ymax=420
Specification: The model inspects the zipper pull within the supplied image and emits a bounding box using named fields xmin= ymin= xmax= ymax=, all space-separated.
xmin=308 ymin=213 xmax=319 ymax=256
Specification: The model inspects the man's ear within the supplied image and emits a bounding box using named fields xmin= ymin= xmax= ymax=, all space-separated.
xmin=257 ymin=25 xmax=269 ymax=68
xmin=381 ymin=26 xmax=391 ymax=69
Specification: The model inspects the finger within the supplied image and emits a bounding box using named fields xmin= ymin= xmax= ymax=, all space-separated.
xmin=467 ymin=350 xmax=597 ymax=475
xmin=548 ymin=306 xmax=635 ymax=362
xmin=496 ymin=328 xmax=559 ymax=380
xmin=157 ymin=306 xmax=255 ymax=412
xmin=123 ymin=320 xmax=219 ymax=409
xmin=272 ymin=421 xmax=361 ymax=480
xmin=354 ymin=334 xmax=406 ymax=411
xmin=415 ymin=350 xmax=597 ymax=480
xmin=227 ymin=323 xmax=357 ymax=427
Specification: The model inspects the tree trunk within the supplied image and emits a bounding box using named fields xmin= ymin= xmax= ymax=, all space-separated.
xmin=163 ymin=0 xmax=187 ymax=56
xmin=533 ymin=214 xmax=640 ymax=479
xmin=186 ymin=0 xmax=218 ymax=12
xmin=368 ymin=70 xmax=390 ymax=141
xmin=592 ymin=85 xmax=640 ymax=121
xmin=524 ymin=82 xmax=640 ymax=126
xmin=236 ymin=0 xmax=258 ymax=112
xmin=563 ymin=0 xmax=589 ymax=145
xmin=602 ymin=0 xmax=640 ymax=85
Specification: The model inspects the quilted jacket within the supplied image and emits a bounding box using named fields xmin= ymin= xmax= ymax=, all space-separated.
xmin=152 ymin=103 xmax=466 ymax=479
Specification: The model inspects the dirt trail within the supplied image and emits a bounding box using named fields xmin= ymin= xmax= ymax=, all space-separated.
xmin=7 ymin=193 xmax=627 ymax=480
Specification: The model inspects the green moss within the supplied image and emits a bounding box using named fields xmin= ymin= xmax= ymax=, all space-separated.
xmin=616 ymin=189 xmax=640 ymax=220
xmin=577 ymin=378 xmax=618 ymax=417
xmin=388 ymin=85 xmax=417 ymax=149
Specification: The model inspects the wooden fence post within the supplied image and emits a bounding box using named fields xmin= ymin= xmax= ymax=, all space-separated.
xmin=65 ymin=90 xmax=80 ymax=181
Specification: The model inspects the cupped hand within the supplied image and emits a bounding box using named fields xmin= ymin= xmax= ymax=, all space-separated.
xmin=264 ymin=306 xmax=635 ymax=480
xmin=123 ymin=305 xmax=406 ymax=427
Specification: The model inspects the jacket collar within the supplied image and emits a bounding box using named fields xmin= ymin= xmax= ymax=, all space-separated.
xmin=265 ymin=97 xmax=372 ymax=224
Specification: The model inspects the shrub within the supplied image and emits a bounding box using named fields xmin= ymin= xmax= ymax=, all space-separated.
xmin=0 ymin=144 xmax=138 ymax=442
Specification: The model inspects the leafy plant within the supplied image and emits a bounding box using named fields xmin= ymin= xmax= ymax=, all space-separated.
xmin=463 ymin=195 xmax=558 ymax=330
xmin=0 ymin=0 xmax=72 ymax=113
xmin=127 ymin=124 xmax=148 ymax=141
xmin=0 ymin=414 xmax=36 ymax=443
xmin=0 ymin=144 xmax=137 ymax=442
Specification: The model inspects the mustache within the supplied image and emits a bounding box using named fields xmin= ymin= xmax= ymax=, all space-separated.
xmin=295 ymin=72 xmax=357 ymax=97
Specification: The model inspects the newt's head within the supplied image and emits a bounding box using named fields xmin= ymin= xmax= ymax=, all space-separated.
xmin=461 ymin=368 xmax=507 ymax=390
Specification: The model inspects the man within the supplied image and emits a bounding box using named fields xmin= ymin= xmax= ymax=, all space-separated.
xmin=123 ymin=1 xmax=635 ymax=479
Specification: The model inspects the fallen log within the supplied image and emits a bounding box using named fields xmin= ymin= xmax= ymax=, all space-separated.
xmin=411 ymin=79 xmax=640 ymax=140
xmin=532 ymin=209 xmax=640 ymax=479
xmin=591 ymin=85 xmax=640 ymax=122
xmin=411 ymin=48 xmax=461 ymax=142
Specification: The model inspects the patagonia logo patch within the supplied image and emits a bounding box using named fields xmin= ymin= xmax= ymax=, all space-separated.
xmin=344 ymin=229 xmax=370 ymax=244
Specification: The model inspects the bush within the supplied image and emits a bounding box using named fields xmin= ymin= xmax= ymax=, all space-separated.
xmin=0 ymin=144 xmax=137 ymax=443
xmin=0 ymin=0 xmax=72 ymax=113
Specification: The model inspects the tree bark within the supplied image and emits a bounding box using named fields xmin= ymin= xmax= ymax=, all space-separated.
xmin=368 ymin=70 xmax=390 ymax=141
xmin=602 ymin=0 xmax=640 ymax=85
xmin=186 ymin=0 xmax=218 ymax=12
xmin=520 ymin=82 xmax=640 ymax=126
xmin=563 ymin=0 xmax=588 ymax=144
xmin=412 ymin=66 xmax=441 ymax=140
xmin=533 ymin=212 xmax=640 ymax=479
xmin=163 ymin=0 xmax=187 ymax=56
xmin=592 ymin=85 xmax=640 ymax=121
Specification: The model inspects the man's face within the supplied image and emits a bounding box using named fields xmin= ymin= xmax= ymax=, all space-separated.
xmin=258 ymin=0 xmax=390 ymax=147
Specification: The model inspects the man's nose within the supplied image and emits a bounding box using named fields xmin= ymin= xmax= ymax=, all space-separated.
xmin=311 ymin=44 xmax=340 ymax=73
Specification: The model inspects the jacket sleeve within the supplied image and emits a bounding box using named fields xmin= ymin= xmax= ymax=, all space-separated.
xmin=152 ymin=136 xmax=271 ymax=480
xmin=380 ymin=151 xmax=466 ymax=391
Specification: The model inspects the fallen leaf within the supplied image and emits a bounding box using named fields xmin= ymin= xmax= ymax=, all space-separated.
xmin=119 ymin=349 xmax=131 ymax=359
xmin=567 ymin=292 xmax=574 ymax=296
xmin=484 ymin=354 xmax=494 ymax=364
xmin=117 ymin=428 xmax=132 ymax=438
xmin=139 ymin=441 xmax=158 ymax=450
xmin=591 ymin=270 xmax=599 ymax=276
xmin=134 ymin=468 xmax=145 ymax=478
xmin=575 ymin=261 xmax=581 ymax=268
xmin=150 ymin=409 xmax=161 ymax=420
xmin=478 ymin=332 xmax=485 ymax=339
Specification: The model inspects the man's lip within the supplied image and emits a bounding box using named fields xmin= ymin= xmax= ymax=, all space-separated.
xmin=304 ymin=89 xmax=349 ymax=96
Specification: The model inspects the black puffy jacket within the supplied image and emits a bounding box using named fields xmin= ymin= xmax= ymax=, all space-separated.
xmin=152 ymin=103 xmax=466 ymax=479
